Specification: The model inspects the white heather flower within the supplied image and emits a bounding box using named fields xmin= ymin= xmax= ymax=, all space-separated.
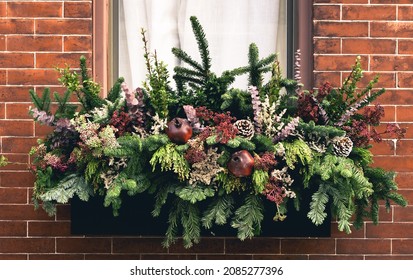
xmin=150 ymin=113 xmax=167 ymax=135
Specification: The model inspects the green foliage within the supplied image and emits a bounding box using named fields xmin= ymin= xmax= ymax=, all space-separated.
xmin=231 ymin=195 xmax=264 ymax=240
xmin=54 ymin=90 xmax=77 ymax=119
xmin=225 ymin=137 xmax=256 ymax=151
xmin=202 ymin=195 xmax=234 ymax=228
xmin=163 ymin=198 xmax=201 ymax=248
xmin=229 ymin=43 xmax=276 ymax=89
xmin=150 ymin=143 xmax=190 ymax=181
xmin=107 ymin=77 xmax=125 ymax=102
xmin=252 ymin=169 xmax=269 ymax=194
xmin=176 ymin=185 xmax=215 ymax=204
xmin=141 ymin=30 xmax=172 ymax=119
xmin=307 ymin=186 xmax=329 ymax=225
xmin=216 ymin=172 xmax=246 ymax=193
xmin=284 ymin=139 xmax=313 ymax=170
xmin=29 ymin=88 xmax=51 ymax=113
xmin=38 ymin=173 xmax=93 ymax=216
xmin=172 ymin=16 xmax=235 ymax=111
xmin=221 ymin=89 xmax=253 ymax=119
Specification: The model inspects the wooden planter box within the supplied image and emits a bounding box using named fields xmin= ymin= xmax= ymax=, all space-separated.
xmin=71 ymin=188 xmax=331 ymax=237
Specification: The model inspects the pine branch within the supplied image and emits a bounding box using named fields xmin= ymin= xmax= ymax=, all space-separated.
xmin=190 ymin=16 xmax=211 ymax=73
xmin=202 ymin=195 xmax=234 ymax=228
xmin=231 ymin=194 xmax=264 ymax=240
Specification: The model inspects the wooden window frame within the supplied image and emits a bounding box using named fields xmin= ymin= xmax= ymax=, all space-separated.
xmin=93 ymin=0 xmax=313 ymax=93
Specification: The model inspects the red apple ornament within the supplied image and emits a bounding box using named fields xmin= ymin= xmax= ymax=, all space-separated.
xmin=227 ymin=150 xmax=254 ymax=177
xmin=165 ymin=117 xmax=193 ymax=144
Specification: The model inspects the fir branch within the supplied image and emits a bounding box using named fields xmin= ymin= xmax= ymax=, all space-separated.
xmin=190 ymin=16 xmax=211 ymax=73
xmin=202 ymin=195 xmax=234 ymax=228
xmin=307 ymin=186 xmax=329 ymax=225
xmin=231 ymin=194 xmax=264 ymax=240
xmin=176 ymin=185 xmax=215 ymax=204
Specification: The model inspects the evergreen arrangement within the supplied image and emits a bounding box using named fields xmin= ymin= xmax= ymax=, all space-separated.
xmin=29 ymin=16 xmax=407 ymax=248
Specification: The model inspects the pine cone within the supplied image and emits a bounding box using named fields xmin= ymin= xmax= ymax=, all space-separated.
xmin=234 ymin=119 xmax=254 ymax=139
xmin=332 ymin=136 xmax=353 ymax=157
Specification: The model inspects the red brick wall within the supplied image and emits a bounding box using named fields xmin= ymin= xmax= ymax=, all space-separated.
xmin=0 ymin=0 xmax=412 ymax=260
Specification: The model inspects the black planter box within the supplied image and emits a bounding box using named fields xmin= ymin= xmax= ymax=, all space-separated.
xmin=71 ymin=188 xmax=331 ymax=237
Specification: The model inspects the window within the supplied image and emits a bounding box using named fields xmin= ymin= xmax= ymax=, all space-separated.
xmin=93 ymin=0 xmax=313 ymax=93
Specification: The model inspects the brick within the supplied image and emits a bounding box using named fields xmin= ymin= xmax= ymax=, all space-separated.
xmin=371 ymin=56 xmax=413 ymax=71
xmin=198 ymin=254 xmax=252 ymax=260
xmin=281 ymin=239 xmax=335 ymax=254
xmin=0 ymin=255 xmax=27 ymax=260
xmin=0 ymin=36 xmax=5 ymax=51
xmin=393 ymin=204 xmax=412 ymax=223
xmin=0 ymin=87 xmax=33 ymax=102
xmin=0 ymin=188 xmax=27 ymax=204
xmin=253 ymin=254 xmax=308 ymax=260
xmin=7 ymin=36 xmax=62 ymax=52
xmin=36 ymin=19 xmax=92 ymax=35
xmin=0 ymin=120 xmax=34 ymax=136
xmin=35 ymin=122 xmax=54 ymax=137
xmin=399 ymin=40 xmax=413 ymax=54
xmin=0 ymin=238 xmax=54 ymax=253
xmin=330 ymin=223 xmax=365 ymax=238
xmin=366 ymin=255 xmax=413 ymax=260
xmin=0 ymin=205 xmax=52 ymax=220
xmin=64 ymin=36 xmax=92 ymax=52
xmin=398 ymin=72 xmax=413 ymax=88
xmin=0 ymin=71 xmax=6 ymax=85
xmin=1 ymin=172 xmax=34 ymax=188
xmin=0 ymin=222 xmax=26 ymax=236
xmin=314 ymin=38 xmax=340 ymax=54
xmin=29 ymin=221 xmax=71 ymax=236
xmin=2 ymin=137 xmax=38 ymax=153
xmin=30 ymin=254 xmax=84 ymax=260
xmin=85 ymin=254 xmax=142 ymax=260
xmin=314 ymin=72 xmax=341 ymax=88
xmin=395 ymin=173 xmax=413 ymax=189
xmin=392 ymin=240 xmax=413 ymax=254
xmin=342 ymin=39 xmax=396 ymax=54
xmin=5 ymin=103 xmax=32 ymax=119
xmin=313 ymin=5 xmax=340 ymax=20
xmin=0 ymin=2 xmax=5 ymax=17
xmin=342 ymin=5 xmax=396 ymax=21
xmin=0 ymin=102 xmax=4 ymax=118
xmin=64 ymin=2 xmax=92 ymax=18
xmin=397 ymin=106 xmax=413 ymax=122
xmin=56 ymin=205 xmax=71 ymax=221
xmin=8 ymin=69 xmax=60 ymax=86
xmin=0 ymin=19 xmax=34 ymax=34
xmin=370 ymin=140 xmax=395 ymax=156
xmin=169 ymin=238 xmax=225 ymax=254
xmin=0 ymin=53 xmax=34 ymax=68
xmin=396 ymin=140 xmax=413 ymax=156
xmin=371 ymin=22 xmax=413 ymax=38
xmin=36 ymin=53 xmax=92 ymax=68
xmin=57 ymin=238 xmax=112 ymax=253
xmin=314 ymin=22 xmax=368 ymax=37
xmin=337 ymin=239 xmax=390 ymax=254
xmin=226 ymin=238 xmax=280 ymax=254
xmin=141 ymin=254 xmax=197 ymax=260
xmin=8 ymin=2 xmax=62 ymax=17
xmin=371 ymin=0 xmax=412 ymax=3
xmin=399 ymin=6 xmax=413 ymax=21
xmin=315 ymin=55 xmax=368 ymax=71
xmin=310 ymin=255 xmax=364 ymax=260
xmin=367 ymin=223 xmax=413 ymax=238
xmin=373 ymin=156 xmax=413 ymax=172
xmin=314 ymin=0 xmax=367 ymax=3
xmin=375 ymin=90 xmax=413 ymax=105
xmin=341 ymin=72 xmax=396 ymax=89
xmin=113 ymin=238 xmax=166 ymax=254
xmin=0 ymin=154 xmax=29 ymax=171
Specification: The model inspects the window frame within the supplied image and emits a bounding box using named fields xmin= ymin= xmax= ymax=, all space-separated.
xmin=93 ymin=0 xmax=313 ymax=93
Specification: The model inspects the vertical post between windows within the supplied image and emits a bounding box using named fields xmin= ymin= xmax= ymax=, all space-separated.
xmin=93 ymin=0 xmax=111 ymax=96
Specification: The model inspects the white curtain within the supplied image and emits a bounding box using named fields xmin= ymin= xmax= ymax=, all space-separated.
xmin=118 ymin=0 xmax=286 ymax=89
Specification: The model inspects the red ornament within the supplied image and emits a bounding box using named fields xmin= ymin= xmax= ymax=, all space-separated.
xmin=227 ymin=150 xmax=254 ymax=177
xmin=165 ymin=117 xmax=193 ymax=144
